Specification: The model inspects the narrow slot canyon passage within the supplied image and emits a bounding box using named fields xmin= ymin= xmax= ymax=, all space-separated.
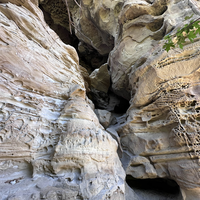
xmin=38 ymin=2 xmax=189 ymax=200
xmin=1 ymin=0 xmax=200 ymax=199
xmin=40 ymin=2 xmax=131 ymax=121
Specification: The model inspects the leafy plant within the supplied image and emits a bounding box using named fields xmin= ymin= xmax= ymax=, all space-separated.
xmin=163 ymin=14 xmax=200 ymax=52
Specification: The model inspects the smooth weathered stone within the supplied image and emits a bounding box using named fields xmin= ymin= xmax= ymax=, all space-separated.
xmin=40 ymin=0 xmax=116 ymax=55
xmin=119 ymin=8 xmax=200 ymax=199
xmin=0 ymin=1 xmax=125 ymax=199
xmin=2 ymin=0 xmax=200 ymax=199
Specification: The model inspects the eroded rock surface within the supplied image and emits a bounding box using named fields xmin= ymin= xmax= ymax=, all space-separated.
xmin=2 ymin=0 xmax=200 ymax=199
xmin=89 ymin=63 xmax=110 ymax=93
xmin=53 ymin=0 xmax=200 ymax=199
xmin=0 ymin=1 xmax=125 ymax=199
xmin=117 ymin=1 xmax=200 ymax=199
xmin=120 ymin=41 xmax=200 ymax=199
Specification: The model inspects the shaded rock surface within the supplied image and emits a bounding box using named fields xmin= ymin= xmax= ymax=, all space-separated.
xmin=94 ymin=109 xmax=112 ymax=129
xmin=89 ymin=63 xmax=110 ymax=93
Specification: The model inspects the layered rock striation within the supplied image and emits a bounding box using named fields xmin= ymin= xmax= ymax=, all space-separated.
xmin=2 ymin=0 xmax=200 ymax=200
xmin=118 ymin=1 xmax=200 ymax=199
xmin=0 ymin=1 xmax=125 ymax=199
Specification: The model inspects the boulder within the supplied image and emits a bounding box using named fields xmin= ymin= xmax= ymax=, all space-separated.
xmin=90 ymin=63 xmax=110 ymax=93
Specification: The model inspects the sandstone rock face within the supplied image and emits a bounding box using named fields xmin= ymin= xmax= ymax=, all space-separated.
xmin=2 ymin=0 xmax=200 ymax=199
xmin=117 ymin=1 xmax=200 ymax=199
xmin=40 ymin=0 xmax=116 ymax=55
xmin=0 ymin=1 xmax=125 ymax=199
xmin=51 ymin=0 xmax=200 ymax=199
xmin=94 ymin=109 xmax=112 ymax=129
xmin=120 ymin=41 xmax=200 ymax=199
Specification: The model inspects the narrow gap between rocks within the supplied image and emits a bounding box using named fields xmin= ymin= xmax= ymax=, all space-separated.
xmin=88 ymin=89 xmax=130 ymax=114
xmin=38 ymin=3 xmax=183 ymax=200
xmin=39 ymin=5 xmax=108 ymax=74
xmin=39 ymin=3 xmax=130 ymax=118
xmin=126 ymin=175 xmax=182 ymax=199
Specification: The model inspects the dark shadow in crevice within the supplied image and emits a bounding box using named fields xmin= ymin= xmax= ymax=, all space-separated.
xmin=114 ymin=96 xmax=130 ymax=114
xmin=78 ymin=42 xmax=109 ymax=73
xmin=39 ymin=4 xmax=109 ymax=73
xmin=89 ymin=89 xmax=130 ymax=114
xmin=126 ymin=175 xmax=182 ymax=199
xmin=39 ymin=5 xmax=79 ymax=48
xmin=39 ymin=2 xmax=129 ymax=114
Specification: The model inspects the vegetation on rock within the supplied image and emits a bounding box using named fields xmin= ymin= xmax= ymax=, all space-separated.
xmin=163 ymin=14 xmax=200 ymax=51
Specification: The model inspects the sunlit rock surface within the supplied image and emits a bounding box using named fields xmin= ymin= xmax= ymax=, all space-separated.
xmin=120 ymin=40 xmax=200 ymax=199
xmin=52 ymin=0 xmax=200 ymax=199
xmin=0 ymin=1 xmax=125 ymax=199
xmin=118 ymin=1 xmax=200 ymax=199
xmin=2 ymin=0 xmax=200 ymax=199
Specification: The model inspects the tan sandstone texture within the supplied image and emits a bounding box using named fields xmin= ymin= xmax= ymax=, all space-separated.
xmin=2 ymin=0 xmax=200 ymax=200
xmin=0 ymin=1 xmax=125 ymax=199
xmin=117 ymin=1 xmax=200 ymax=200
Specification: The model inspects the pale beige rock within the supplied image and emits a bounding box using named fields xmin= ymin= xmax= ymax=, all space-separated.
xmin=0 ymin=1 xmax=125 ymax=199
xmin=118 ymin=9 xmax=200 ymax=200
xmin=79 ymin=65 xmax=91 ymax=92
xmin=3 ymin=0 xmax=200 ymax=199
xmin=39 ymin=0 xmax=200 ymax=199
xmin=108 ymin=0 xmax=193 ymax=99
xmin=45 ymin=0 xmax=199 ymax=103
xmin=40 ymin=0 xmax=117 ymax=55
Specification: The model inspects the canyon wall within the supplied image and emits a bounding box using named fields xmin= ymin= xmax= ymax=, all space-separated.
xmin=0 ymin=1 xmax=125 ymax=199
xmin=1 ymin=0 xmax=200 ymax=199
